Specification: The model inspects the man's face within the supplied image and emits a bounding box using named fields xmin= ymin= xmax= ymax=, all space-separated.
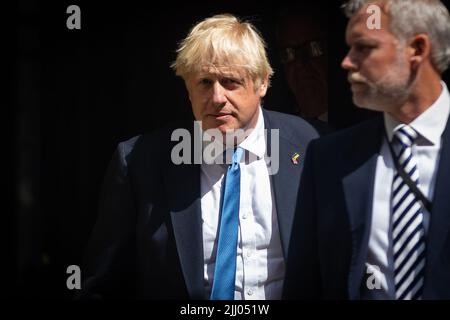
xmin=278 ymin=14 xmax=328 ymax=118
xmin=341 ymin=6 xmax=412 ymax=111
xmin=185 ymin=67 xmax=268 ymax=134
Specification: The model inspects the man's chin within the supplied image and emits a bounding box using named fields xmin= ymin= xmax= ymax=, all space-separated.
xmin=216 ymin=126 xmax=249 ymax=146
xmin=202 ymin=121 xmax=238 ymax=136
xmin=352 ymin=95 xmax=387 ymax=112
xmin=210 ymin=124 xmax=238 ymax=135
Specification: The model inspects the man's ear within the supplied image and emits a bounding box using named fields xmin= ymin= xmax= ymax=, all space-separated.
xmin=184 ymin=78 xmax=192 ymax=102
xmin=408 ymin=34 xmax=431 ymax=69
xmin=259 ymin=75 xmax=269 ymax=97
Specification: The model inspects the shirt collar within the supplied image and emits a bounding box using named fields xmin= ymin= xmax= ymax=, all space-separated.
xmin=238 ymin=107 xmax=266 ymax=159
xmin=384 ymin=81 xmax=450 ymax=145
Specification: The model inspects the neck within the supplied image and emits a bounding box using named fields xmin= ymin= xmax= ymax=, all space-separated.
xmin=387 ymin=75 xmax=442 ymax=124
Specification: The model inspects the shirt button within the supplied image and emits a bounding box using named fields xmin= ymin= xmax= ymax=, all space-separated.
xmin=246 ymin=251 xmax=252 ymax=258
xmin=242 ymin=213 xmax=247 ymax=219
xmin=247 ymin=289 xmax=253 ymax=296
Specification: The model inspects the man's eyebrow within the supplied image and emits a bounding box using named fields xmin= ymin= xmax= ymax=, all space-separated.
xmin=221 ymin=74 xmax=242 ymax=79
xmin=347 ymin=33 xmax=379 ymax=45
xmin=196 ymin=73 xmax=215 ymax=79
xmin=357 ymin=38 xmax=381 ymax=47
xmin=196 ymin=70 xmax=244 ymax=80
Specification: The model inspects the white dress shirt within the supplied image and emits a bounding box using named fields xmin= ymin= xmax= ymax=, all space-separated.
xmin=361 ymin=81 xmax=450 ymax=299
xmin=201 ymin=107 xmax=285 ymax=300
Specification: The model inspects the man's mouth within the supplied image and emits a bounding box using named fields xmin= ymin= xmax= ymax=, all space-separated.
xmin=208 ymin=112 xmax=233 ymax=120
xmin=348 ymin=73 xmax=368 ymax=85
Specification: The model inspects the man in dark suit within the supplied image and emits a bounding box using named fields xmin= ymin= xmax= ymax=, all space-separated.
xmin=284 ymin=0 xmax=450 ymax=300
xmin=276 ymin=2 xmax=329 ymax=126
xmin=80 ymin=14 xmax=318 ymax=299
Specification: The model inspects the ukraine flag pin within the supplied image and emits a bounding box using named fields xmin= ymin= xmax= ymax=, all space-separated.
xmin=291 ymin=152 xmax=300 ymax=165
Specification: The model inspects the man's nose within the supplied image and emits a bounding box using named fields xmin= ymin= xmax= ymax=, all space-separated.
xmin=212 ymin=82 xmax=227 ymax=106
xmin=341 ymin=50 xmax=357 ymax=71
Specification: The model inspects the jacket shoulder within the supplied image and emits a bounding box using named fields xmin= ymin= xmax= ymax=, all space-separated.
xmin=312 ymin=115 xmax=383 ymax=153
xmin=263 ymin=109 xmax=320 ymax=144
xmin=116 ymin=122 xmax=186 ymax=167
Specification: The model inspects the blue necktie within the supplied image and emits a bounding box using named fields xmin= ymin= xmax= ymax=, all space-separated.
xmin=391 ymin=125 xmax=426 ymax=300
xmin=210 ymin=147 xmax=243 ymax=300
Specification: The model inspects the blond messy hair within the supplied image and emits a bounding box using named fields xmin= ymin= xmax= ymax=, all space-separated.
xmin=171 ymin=14 xmax=274 ymax=89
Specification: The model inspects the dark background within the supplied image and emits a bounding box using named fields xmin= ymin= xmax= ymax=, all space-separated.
xmin=11 ymin=0 xmax=450 ymax=299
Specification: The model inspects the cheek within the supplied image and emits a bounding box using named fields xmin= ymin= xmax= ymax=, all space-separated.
xmin=228 ymin=88 xmax=261 ymax=112
xmin=359 ymin=61 xmax=379 ymax=80
xmin=240 ymin=96 xmax=260 ymax=116
xmin=190 ymin=93 xmax=208 ymax=107
xmin=283 ymin=64 xmax=296 ymax=82
xmin=363 ymin=51 xmax=398 ymax=76
xmin=285 ymin=64 xmax=317 ymax=91
xmin=189 ymin=97 xmax=204 ymax=119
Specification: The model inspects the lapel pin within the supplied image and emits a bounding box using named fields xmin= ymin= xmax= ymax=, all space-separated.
xmin=291 ymin=152 xmax=300 ymax=165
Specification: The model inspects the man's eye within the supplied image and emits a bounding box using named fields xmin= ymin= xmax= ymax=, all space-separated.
xmin=199 ymin=79 xmax=212 ymax=86
xmin=354 ymin=44 xmax=374 ymax=52
xmin=221 ymin=78 xmax=241 ymax=87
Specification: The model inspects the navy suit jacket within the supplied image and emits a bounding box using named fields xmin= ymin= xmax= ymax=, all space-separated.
xmin=283 ymin=114 xmax=450 ymax=299
xmin=79 ymin=109 xmax=319 ymax=299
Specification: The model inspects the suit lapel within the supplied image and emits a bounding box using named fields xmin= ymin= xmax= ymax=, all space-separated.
xmin=343 ymin=117 xmax=384 ymax=299
xmin=423 ymin=114 xmax=450 ymax=298
xmin=263 ymin=110 xmax=306 ymax=259
xmin=165 ymin=123 xmax=205 ymax=299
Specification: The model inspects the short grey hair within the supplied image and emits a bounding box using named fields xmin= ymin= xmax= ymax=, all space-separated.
xmin=342 ymin=0 xmax=450 ymax=74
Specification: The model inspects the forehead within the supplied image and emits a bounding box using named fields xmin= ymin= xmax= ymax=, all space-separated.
xmin=195 ymin=65 xmax=248 ymax=78
xmin=346 ymin=5 xmax=395 ymax=43
xmin=279 ymin=14 xmax=326 ymax=45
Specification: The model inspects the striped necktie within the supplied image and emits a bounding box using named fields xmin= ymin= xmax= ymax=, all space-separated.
xmin=391 ymin=125 xmax=426 ymax=300
xmin=210 ymin=147 xmax=243 ymax=300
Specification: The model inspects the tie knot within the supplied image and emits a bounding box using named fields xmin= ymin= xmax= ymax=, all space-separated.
xmin=232 ymin=147 xmax=244 ymax=165
xmin=394 ymin=125 xmax=418 ymax=148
